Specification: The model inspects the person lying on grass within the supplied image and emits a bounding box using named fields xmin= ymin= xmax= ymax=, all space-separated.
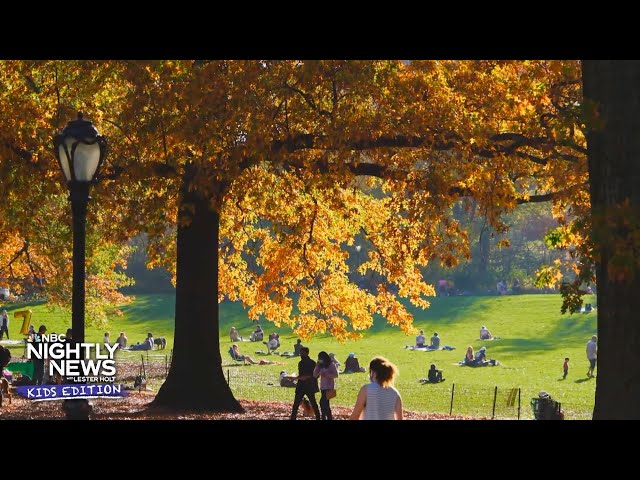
xmin=231 ymin=344 xmax=275 ymax=365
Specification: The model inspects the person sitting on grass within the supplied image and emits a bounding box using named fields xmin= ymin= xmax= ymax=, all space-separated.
xmin=229 ymin=326 xmax=242 ymax=342
xmin=427 ymin=363 xmax=445 ymax=383
xmin=480 ymin=325 xmax=492 ymax=340
xmin=421 ymin=363 xmax=445 ymax=383
xmin=329 ymin=352 xmax=341 ymax=369
xmin=131 ymin=333 xmax=154 ymax=351
xmin=416 ymin=330 xmax=426 ymax=348
xmin=464 ymin=346 xmax=475 ymax=365
xmin=280 ymin=371 xmax=297 ymax=387
xmin=263 ymin=333 xmax=280 ymax=353
xmin=344 ymin=353 xmax=365 ymax=373
xmin=475 ymin=346 xmax=488 ymax=365
xmin=293 ymin=339 xmax=304 ymax=356
xmin=427 ymin=332 xmax=440 ymax=350
xmin=473 ymin=346 xmax=499 ymax=366
xmin=116 ymin=331 xmax=127 ymax=349
xmin=250 ymin=325 xmax=264 ymax=342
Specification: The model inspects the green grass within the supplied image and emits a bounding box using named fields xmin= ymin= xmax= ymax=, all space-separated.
xmin=1 ymin=293 xmax=598 ymax=419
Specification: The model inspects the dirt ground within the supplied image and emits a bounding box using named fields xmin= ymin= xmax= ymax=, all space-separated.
xmin=0 ymin=390 xmax=483 ymax=420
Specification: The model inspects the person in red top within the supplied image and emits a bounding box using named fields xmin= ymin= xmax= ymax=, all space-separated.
xmin=563 ymin=357 xmax=569 ymax=379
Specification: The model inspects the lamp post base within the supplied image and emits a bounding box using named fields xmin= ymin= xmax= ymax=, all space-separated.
xmin=63 ymin=399 xmax=93 ymax=420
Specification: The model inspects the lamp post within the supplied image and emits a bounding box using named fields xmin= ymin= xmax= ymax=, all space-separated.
xmin=54 ymin=112 xmax=107 ymax=420
xmin=54 ymin=112 xmax=107 ymax=343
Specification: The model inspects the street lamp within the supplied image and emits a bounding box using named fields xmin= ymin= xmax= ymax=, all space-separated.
xmin=54 ymin=112 xmax=107 ymax=420
xmin=54 ymin=112 xmax=107 ymax=344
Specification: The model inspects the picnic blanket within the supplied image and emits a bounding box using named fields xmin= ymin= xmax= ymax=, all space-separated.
xmin=457 ymin=360 xmax=500 ymax=367
xmin=0 ymin=339 xmax=25 ymax=346
xmin=405 ymin=345 xmax=456 ymax=351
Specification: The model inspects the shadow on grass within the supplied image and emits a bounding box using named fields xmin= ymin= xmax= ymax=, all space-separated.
xmin=489 ymin=337 xmax=556 ymax=354
xmin=118 ymin=294 xmax=175 ymax=326
xmin=4 ymin=300 xmax=47 ymax=311
xmin=547 ymin=314 xmax=598 ymax=340
xmin=224 ymin=363 xmax=252 ymax=369
xmin=489 ymin=311 xmax=598 ymax=355
xmin=574 ymin=377 xmax=593 ymax=383
xmin=370 ymin=296 xmax=493 ymax=334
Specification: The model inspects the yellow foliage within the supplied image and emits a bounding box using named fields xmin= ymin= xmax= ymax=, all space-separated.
xmin=0 ymin=60 xmax=589 ymax=338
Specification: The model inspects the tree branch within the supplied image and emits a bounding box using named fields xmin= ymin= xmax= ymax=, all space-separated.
xmin=284 ymin=83 xmax=332 ymax=118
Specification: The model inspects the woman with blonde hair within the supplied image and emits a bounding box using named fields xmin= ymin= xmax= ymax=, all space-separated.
xmin=229 ymin=326 xmax=242 ymax=342
xmin=350 ymin=356 xmax=403 ymax=420
xmin=465 ymin=346 xmax=475 ymax=365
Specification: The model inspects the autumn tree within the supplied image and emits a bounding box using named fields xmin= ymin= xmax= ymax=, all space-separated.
xmin=115 ymin=60 xmax=585 ymax=411
xmin=0 ymin=60 xmax=588 ymax=412
xmin=0 ymin=61 xmax=132 ymax=325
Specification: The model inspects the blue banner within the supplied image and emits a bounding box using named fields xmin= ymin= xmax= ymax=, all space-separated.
xmin=15 ymin=384 xmax=127 ymax=401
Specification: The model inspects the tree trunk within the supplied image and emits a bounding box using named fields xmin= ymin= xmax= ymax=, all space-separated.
xmin=583 ymin=61 xmax=640 ymax=419
xmin=477 ymin=225 xmax=490 ymax=277
xmin=151 ymin=167 xmax=243 ymax=412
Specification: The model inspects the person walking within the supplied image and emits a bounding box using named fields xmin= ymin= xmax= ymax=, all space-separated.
xmin=563 ymin=357 xmax=569 ymax=379
xmin=0 ymin=310 xmax=9 ymax=340
xmin=313 ymin=351 xmax=339 ymax=420
xmin=350 ymin=356 xmax=403 ymax=420
xmin=586 ymin=335 xmax=597 ymax=378
xmin=290 ymin=346 xmax=320 ymax=420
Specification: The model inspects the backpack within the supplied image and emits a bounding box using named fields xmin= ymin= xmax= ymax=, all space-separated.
xmin=532 ymin=392 xmax=564 ymax=420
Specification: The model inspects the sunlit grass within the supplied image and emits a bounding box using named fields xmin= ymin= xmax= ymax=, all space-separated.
xmin=1 ymin=293 xmax=597 ymax=419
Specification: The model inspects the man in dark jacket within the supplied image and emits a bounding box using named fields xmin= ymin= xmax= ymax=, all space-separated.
xmin=290 ymin=347 xmax=320 ymax=420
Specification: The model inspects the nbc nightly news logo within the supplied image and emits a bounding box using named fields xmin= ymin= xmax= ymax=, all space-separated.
xmin=16 ymin=332 xmax=127 ymax=401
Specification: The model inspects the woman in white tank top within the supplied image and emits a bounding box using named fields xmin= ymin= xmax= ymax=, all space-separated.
xmin=350 ymin=356 xmax=403 ymax=420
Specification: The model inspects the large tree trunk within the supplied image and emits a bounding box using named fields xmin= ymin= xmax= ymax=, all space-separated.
xmin=151 ymin=167 xmax=243 ymax=412
xmin=583 ymin=61 xmax=640 ymax=419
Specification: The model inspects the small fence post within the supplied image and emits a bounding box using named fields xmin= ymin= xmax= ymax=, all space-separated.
xmin=449 ymin=383 xmax=455 ymax=416
xmin=492 ymin=386 xmax=498 ymax=419
xmin=517 ymin=388 xmax=521 ymax=420
xmin=227 ymin=368 xmax=230 ymax=386
xmin=139 ymin=355 xmax=145 ymax=393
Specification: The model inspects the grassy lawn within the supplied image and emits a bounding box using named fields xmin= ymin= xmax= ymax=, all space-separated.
xmin=0 ymin=293 xmax=597 ymax=419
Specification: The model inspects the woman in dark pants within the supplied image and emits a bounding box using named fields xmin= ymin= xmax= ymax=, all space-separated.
xmin=0 ymin=310 xmax=9 ymax=340
xmin=313 ymin=351 xmax=339 ymax=420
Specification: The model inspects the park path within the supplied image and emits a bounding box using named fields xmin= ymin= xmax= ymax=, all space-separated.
xmin=0 ymin=392 xmax=483 ymax=420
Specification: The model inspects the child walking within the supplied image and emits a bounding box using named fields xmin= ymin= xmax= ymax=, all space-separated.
xmin=563 ymin=357 xmax=569 ymax=379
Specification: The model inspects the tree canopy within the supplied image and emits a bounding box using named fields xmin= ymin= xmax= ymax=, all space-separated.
xmin=0 ymin=60 xmax=590 ymax=336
